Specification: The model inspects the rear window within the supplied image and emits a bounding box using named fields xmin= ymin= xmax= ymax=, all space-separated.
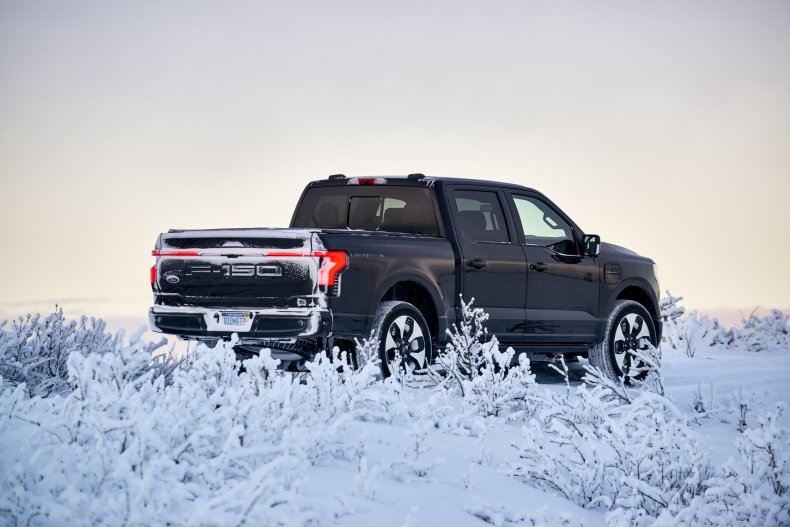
xmin=292 ymin=186 xmax=440 ymax=236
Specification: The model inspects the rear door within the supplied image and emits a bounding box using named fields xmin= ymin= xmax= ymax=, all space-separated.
xmin=447 ymin=187 xmax=527 ymax=342
xmin=505 ymin=192 xmax=599 ymax=343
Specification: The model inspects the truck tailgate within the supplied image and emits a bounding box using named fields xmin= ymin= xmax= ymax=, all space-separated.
xmin=153 ymin=229 xmax=329 ymax=308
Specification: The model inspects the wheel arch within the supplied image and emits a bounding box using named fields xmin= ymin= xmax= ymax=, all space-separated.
xmin=370 ymin=275 xmax=444 ymax=343
xmin=612 ymin=281 xmax=660 ymax=321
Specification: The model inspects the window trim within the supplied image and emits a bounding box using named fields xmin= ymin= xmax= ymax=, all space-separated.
xmin=506 ymin=191 xmax=583 ymax=255
xmin=447 ymin=186 xmax=516 ymax=245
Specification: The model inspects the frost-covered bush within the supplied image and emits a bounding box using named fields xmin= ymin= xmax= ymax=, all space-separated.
xmin=660 ymin=291 xmax=686 ymax=324
xmin=626 ymin=343 xmax=665 ymax=396
xmin=728 ymin=309 xmax=790 ymax=352
xmin=656 ymin=404 xmax=790 ymax=526
xmin=354 ymin=332 xmax=380 ymax=370
xmin=0 ymin=335 xmax=387 ymax=526
xmin=661 ymin=294 xmax=729 ymax=357
xmin=465 ymin=499 xmax=583 ymax=526
xmin=0 ymin=309 xmax=170 ymax=397
xmin=503 ymin=365 xmax=711 ymax=525
xmin=432 ymin=297 xmax=537 ymax=419
xmin=661 ymin=293 xmax=790 ymax=355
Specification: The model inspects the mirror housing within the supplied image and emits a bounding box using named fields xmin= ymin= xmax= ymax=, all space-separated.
xmin=583 ymin=234 xmax=600 ymax=257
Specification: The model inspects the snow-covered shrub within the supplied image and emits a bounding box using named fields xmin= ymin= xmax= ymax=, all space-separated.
xmin=627 ymin=343 xmax=665 ymax=396
xmin=660 ymin=294 xmax=729 ymax=357
xmin=433 ymin=296 xmax=491 ymax=392
xmin=728 ymin=308 xmax=790 ymax=352
xmin=465 ymin=499 xmax=582 ymax=526
xmin=675 ymin=312 xmax=729 ymax=358
xmin=303 ymin=346 xmax=395 ymax=424
xmin=661 ymin=292 xmax=790 ymax=355
xmin=0 ymin=334 xmax=390 ymax=526
xmin=656 ymin=404 xmax=790 ymax=526
xmin=353 ymin=332 xmax=380 ymax=370
xmin=503 ymin=365 xmax=711 ymax=524
xmin=390 ymin=418 xmax=444 ymax=481
xmin=660 ymin=291 xmax=686 ymax=323
xmin=432 ymin=297 xmax=538 ymax=419
xmin=659 ymin=291 xmax=686 ymax=352
xmin=0 ymin=309 xmax=170 ymax=397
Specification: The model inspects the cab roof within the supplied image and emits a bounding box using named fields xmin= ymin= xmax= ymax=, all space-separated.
xmin=307 ymin=174 xmax=541 ymax=194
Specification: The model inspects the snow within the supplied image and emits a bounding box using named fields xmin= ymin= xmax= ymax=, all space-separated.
xmin=0 ymin=297 xmax=788 ymax=526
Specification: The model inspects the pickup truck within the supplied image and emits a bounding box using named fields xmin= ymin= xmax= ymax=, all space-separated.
xmin=149 ymin=174 xmax=662 ymax=381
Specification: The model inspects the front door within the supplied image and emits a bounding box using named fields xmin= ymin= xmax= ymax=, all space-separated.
xmin=506 ymin=192 xmax=599 ymax=343
xmin=448 ymin=187 xmax=527 ymax=342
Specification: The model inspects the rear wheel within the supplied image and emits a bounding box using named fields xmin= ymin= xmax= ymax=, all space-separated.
xmin=589 ymin=300 xmax=657 ymax=382
xmin=371 ymin=301 xmax=432 ymax=378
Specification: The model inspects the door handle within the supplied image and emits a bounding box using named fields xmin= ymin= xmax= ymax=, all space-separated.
xmin=530 ymin=262 xmax=549 ymax=272
xmin=466 ymin=258 xmax=487 ymax=270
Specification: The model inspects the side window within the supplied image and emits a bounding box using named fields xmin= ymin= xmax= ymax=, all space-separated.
xmin=512 ymin=195 xmax=577 ymax=254
xmin=453 ymin=190 xmax=510 ymax=243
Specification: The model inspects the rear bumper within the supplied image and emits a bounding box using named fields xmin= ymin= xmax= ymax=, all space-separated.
xmin=148 ymin=305 xmax=332 ymax=339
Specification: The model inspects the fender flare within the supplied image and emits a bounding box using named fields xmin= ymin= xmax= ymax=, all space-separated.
xmin=367 ymin=272 xmax=447 ymax=339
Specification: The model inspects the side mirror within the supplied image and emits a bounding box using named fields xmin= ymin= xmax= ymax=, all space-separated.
xmin=583 ymin=234 xmax=600 ymax=257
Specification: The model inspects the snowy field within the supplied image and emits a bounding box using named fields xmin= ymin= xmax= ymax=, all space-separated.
xmin=0 ymin=296 xmax=788 ymax=526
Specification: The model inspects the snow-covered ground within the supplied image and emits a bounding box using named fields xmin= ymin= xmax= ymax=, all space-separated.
xmin=0 ymin=298 xmax=787 ymax=526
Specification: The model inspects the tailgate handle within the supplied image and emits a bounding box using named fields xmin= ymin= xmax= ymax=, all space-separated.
xmin=466 ymin=258 xmax=487 ymax=270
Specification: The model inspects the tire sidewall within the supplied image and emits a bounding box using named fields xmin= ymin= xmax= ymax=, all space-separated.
xmin=373 ymin=301 xmax=433 ymax=378
xmin=606 ymin=301 xmax=657 ymax=379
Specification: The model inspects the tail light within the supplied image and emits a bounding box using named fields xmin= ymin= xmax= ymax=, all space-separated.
xmin=150 ymin=265 xmax=157 ymax=285
xmin=264 ymin=250 xmax=348 ymax=290
xmin=314 ymin=251 xmax=347 ymax=288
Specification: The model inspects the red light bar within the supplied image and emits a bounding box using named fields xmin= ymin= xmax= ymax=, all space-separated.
xmin=262 ymin=250 xmax=348 ymax=287
xmin=348 ymin=177 xmax=386 ymax=185
xmin=151 ymin=250 xmax=200 ymax=257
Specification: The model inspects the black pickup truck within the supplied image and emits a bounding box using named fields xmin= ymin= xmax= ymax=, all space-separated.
xmin=149 ymin=174 xmax=662 ymax=381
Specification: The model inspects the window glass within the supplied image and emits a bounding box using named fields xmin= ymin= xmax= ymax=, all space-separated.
xmin=512 ymin=196 xmax=577 ymax=254
xmin=453 ymin=190 xmax=510 ymax=243
xmin=292 ymin=186 xmax=439 ymax=236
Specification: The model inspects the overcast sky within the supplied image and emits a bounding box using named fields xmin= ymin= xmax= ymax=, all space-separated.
xmin=1 ymin=0 xmax=788 ymax=316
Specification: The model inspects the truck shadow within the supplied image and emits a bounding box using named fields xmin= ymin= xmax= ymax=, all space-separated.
xmin=529 ymin=359 xmax=588 ymax=386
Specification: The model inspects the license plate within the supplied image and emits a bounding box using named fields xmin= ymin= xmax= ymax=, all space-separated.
xmin=220 ymin=311 xmax=247 ymax=326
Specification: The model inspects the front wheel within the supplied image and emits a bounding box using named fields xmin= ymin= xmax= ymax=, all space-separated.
xmin=589 ymin=300 xmax=657 ymax=382
xmin=371 ymin=301 xmax=433 ymax=378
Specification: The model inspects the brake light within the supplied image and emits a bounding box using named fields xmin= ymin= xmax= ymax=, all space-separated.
xmin=348 ymin=177 xmax=386 ymax=185
xmin=150 ymin=265 xmax=157 ymax=284
xmin=315 ymin=250 xmax=347 ymax=287
xmin=151 ymin=250 xmax=200 ymax=257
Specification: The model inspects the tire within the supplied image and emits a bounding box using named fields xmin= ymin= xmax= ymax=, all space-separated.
xmin=371 ymin=301 xmax=433 ymax=378
xmin=589 ymin=300 xmax=657 ymax=382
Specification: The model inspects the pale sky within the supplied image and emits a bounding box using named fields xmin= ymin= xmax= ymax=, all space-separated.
xmin=1 ymin=0 xmax=789 ymax=317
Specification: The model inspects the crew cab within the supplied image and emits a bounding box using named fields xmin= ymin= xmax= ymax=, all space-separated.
xmin=149 ymin=174 xmax=662 ymax=380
